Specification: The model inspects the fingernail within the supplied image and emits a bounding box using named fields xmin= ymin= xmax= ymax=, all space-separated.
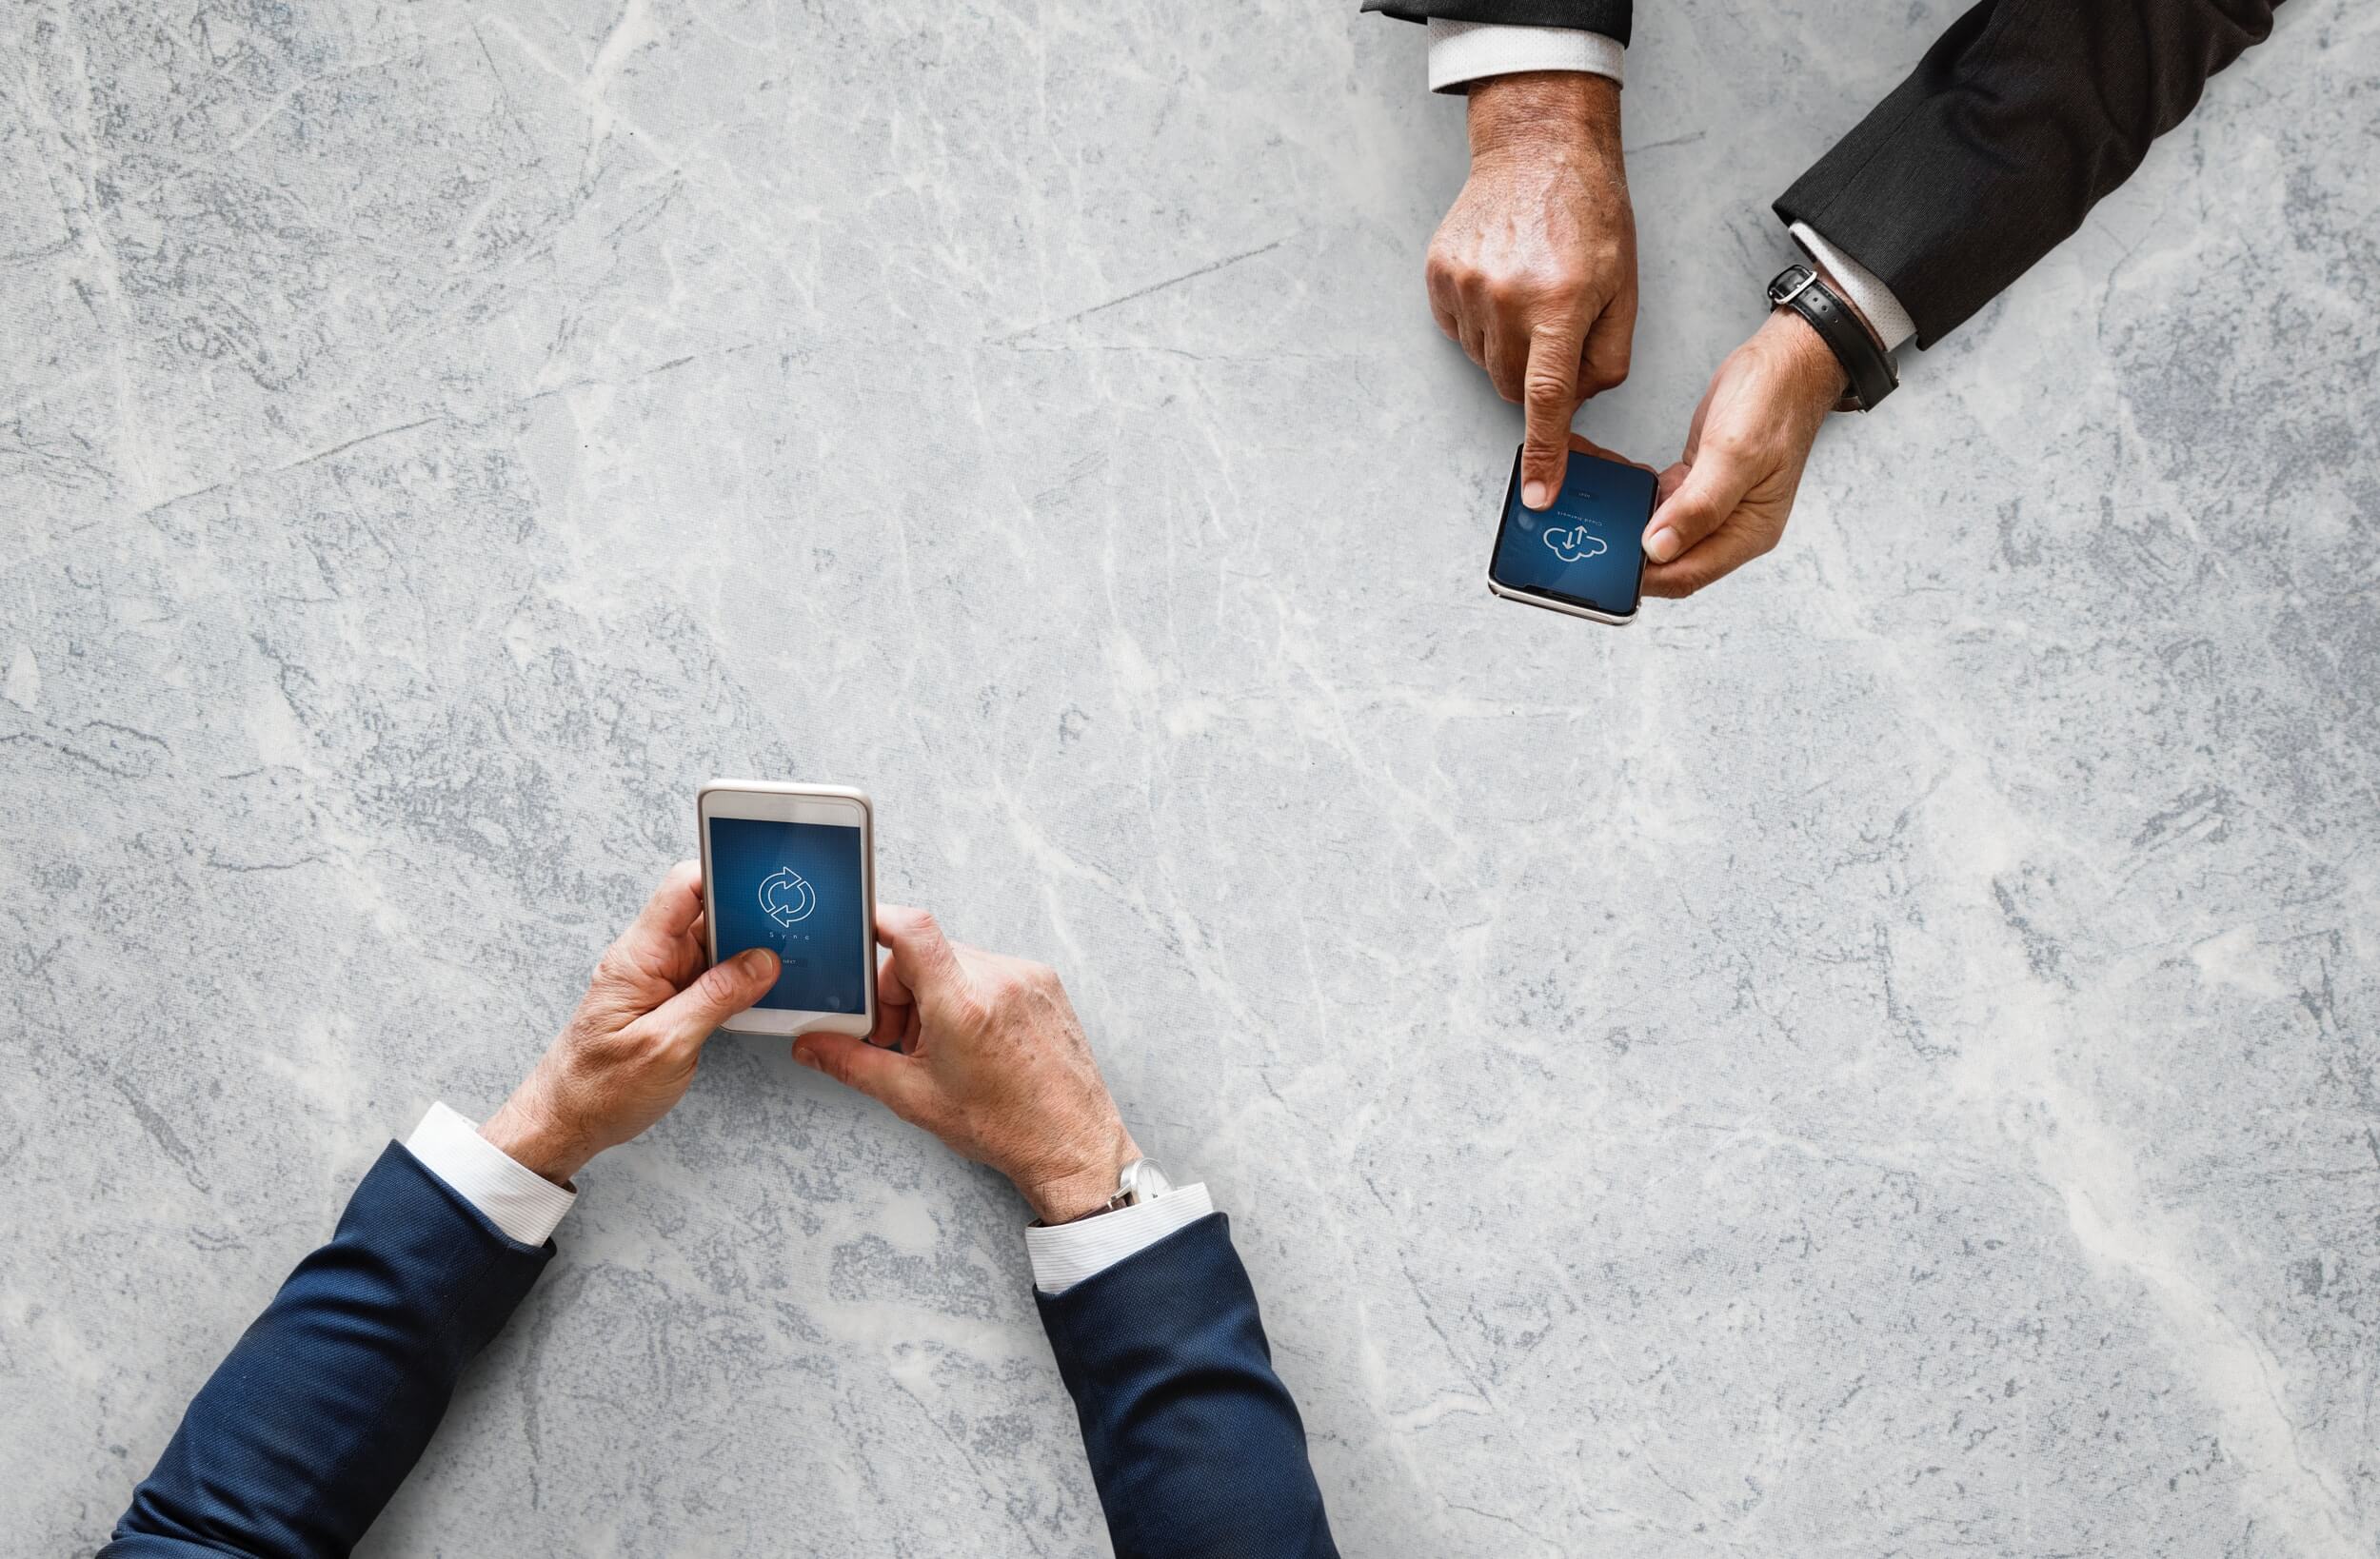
xmin=792 ymin=1043 xmax=819 ymax=1071
xmin=744 ymin=948 xmax=780 ymax=977
xmin=1647 ymin=527 xmax=1677 ymax=562
xmin=1522 ymin=481 xmax=1549 ymax=510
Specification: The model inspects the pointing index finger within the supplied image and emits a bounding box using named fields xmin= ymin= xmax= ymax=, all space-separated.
xmin=1517 ymin=329 xmax=1584 ymax=509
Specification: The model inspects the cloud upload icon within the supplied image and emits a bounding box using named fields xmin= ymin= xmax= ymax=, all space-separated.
xmin=758 ymin=866 xmax=816 ymax=928
xmin=1544 ymin=523 xmax=1607 ymax=563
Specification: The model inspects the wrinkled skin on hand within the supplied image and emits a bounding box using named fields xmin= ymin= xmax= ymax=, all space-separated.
xmin=1641 ymin=308 xmax=1849 ymax=598
xmin=1428 ymin=71 xmax=1636 ymax=513
xmin=482 ymin=861 xmax=780 ymax=1185
xmin=794 ymin=905 xmax=1136 ymax=1224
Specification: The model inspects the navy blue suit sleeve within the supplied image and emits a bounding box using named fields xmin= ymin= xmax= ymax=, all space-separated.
xmin=104 ymin=1143 xmax=553 ymax=1559
xmin=1036 ymin=1214 xmax=1338 ymax=1559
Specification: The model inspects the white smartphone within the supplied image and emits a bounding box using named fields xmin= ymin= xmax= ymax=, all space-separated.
xmin=695 ymin=780 xmax=877 ymax=1037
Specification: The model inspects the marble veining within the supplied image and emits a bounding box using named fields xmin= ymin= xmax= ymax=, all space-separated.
xmin=4 ymin=1 xmax=2377 ymax=1553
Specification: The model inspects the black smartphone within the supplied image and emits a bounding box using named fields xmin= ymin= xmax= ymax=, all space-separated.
xmin=1485 ymin=444 xmax=1656 ymax=625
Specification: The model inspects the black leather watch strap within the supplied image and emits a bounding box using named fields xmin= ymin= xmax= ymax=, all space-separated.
xmin=1767 ymin=265 xmax=1896 ymax=412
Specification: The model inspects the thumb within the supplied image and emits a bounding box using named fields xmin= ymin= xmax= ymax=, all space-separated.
xmin=650 ymin=946 xmax=779 ymax=1046
xmin=793 ymin=1032 xmax=935 ymax=1124
xmin=1644 ymin=448 xmax=1755 ymax=565
xmin=1517 ymin=327 xmax=1582 ymax=510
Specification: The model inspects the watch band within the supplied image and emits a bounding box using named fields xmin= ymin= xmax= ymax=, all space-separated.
xmin=1767 ymin=265 xmax=1897 ymax=412
xmin=1083 ymin=1157 xmax=1171 ymax=1221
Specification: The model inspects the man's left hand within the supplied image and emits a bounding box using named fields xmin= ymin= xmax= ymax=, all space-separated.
xmin=1640 ymin=309 xmax=1846 ymax=598
xmin=792 ymin=905 xmax=1135 ymax=1225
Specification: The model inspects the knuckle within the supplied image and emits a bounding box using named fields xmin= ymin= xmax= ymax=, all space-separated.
xmin=1517 ymin=262 xmax=1584 ymax=308
xmin=1481 ymin=272 xmax=1530 ymax=311
xmin=951 ymin=987 xmax=995 ymax=1034
xmin=585 ymin=961 xmax=637 ymax=1008
xmin=1677 ymin=499 xmax=1722 ymax=535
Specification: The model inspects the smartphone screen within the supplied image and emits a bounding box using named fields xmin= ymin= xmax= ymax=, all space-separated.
xmin=704 ymin=815 xmax=869 ymax=1015
xmin=1487 ymin=444 xmax=1656 ymax=622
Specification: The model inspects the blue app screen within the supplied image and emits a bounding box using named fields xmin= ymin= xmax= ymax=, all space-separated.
xmin=705 ymin=816 xmax=867 ymax=1014
xmin=1490 ymin=447 xmax=1655 ymax=616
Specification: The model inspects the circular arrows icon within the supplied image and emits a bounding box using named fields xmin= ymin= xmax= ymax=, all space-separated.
xmin=758 ymin=866 xmax=816 ymax=928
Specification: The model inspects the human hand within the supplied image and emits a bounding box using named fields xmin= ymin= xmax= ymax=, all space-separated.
xmin=480 ymin=861 xmax=780 ymax=1184
xmin=1428 ymin=71 xmax=1636 ymax=511
xmin=1640 ymin=308 xmax=1848 ymax=598
xmin=792 ymin=906 xmax=1136 ymax=1224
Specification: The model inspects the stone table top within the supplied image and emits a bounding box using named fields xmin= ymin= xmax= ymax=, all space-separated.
xmin=4 ymin=1 xmax=2376 ymax=1552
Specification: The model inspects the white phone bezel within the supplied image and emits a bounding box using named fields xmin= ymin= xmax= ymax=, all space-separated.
xmin=1484 ymin=444 xmax=1645 ymax=627
xmin=695 ymin=780 xmax=876 ymax=1037
xmin=1485 ymin=574 xmax=1640 ymax=626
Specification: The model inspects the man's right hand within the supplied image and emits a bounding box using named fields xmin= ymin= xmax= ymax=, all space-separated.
xmin=1427 ymin=70 xmax=1636 ymax=511
xmin=480 ymin=861 xmax=782 ymax=1186
xmin=793 ymin=906 xmax=1138 ymax=1225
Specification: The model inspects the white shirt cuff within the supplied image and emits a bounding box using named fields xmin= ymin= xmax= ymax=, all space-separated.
xmin=1427 ymin=20 xmax=1625 ymax=93
xmin=404 ymin=1101 xmax=578 ymax=1248
xmin=1025 ymin=1183 xmax=1216 ymax=1295
xmin=1789 ymin=222 xmax=1917 ymax=352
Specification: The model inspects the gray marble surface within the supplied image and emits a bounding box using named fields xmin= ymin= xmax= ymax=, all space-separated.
xmin=5 ymin=1 xmax=2377 ymax=1553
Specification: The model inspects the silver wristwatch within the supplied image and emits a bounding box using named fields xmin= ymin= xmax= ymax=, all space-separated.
xmin=1083 ymin=1156 xmax=1172 ymax=1220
